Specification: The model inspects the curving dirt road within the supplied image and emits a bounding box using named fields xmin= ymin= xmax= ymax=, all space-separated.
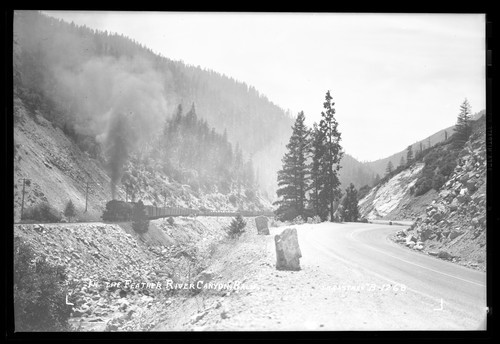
xmin=156 ymin=222 xmax=487 ymax=331
xmin=300 ymin=223 xmax=487 ymax=330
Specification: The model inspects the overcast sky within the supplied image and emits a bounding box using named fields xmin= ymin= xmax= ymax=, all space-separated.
xmin=43 ymin=11 xmax=486 ymax=162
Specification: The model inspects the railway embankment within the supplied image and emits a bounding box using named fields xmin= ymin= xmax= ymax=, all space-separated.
xmin=14 ymin=216 xmax=254 ymax=331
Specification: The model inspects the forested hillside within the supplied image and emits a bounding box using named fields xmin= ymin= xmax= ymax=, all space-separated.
xmin=136 ymin=103 xmax=255 ymax=195
xmin=338 ymin=154 xmax=375 ymax=189
xmin=13 ymin=11 xmax=293 ymax=198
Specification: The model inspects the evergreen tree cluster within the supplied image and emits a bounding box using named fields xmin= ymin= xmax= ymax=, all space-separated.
xmin=341 ymin=183 xmax=360 ymax=222
xmin=155 ymin=104 xmax=255 ymax=194
xmin=275 ymin=91 xmax=357 ymax=222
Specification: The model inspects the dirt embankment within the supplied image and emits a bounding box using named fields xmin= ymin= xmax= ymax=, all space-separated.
xmin=14 ymin=216 xmax=234 ymax=331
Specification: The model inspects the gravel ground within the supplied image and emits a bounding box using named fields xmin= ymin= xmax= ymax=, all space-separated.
xmin=154 ymin=222 xmax=480 ymax=331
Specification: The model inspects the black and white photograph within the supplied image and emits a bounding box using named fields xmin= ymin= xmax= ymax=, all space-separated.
xmin=10 ymin=10 xmax=488 ymax=332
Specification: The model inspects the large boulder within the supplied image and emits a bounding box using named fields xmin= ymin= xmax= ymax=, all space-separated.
xmin=255 ymin=216 xmax=270 ymax=235
xmin=466 ymin=179 xmax=478 ymax=193
xmin=432 ymin=212 xmax=445 ymax=222
xmin=439 ymin=189 xmax=452 ymax=199
xmin=405 ymin=234 xmax=417 ymax=245
xmin=418 ymin=226 xmax=433 ymax=241
xmin=449 ymin=230 xmax=464 ymax=240
xmin=457 ymin=188 xmax=470 ymax=203
xmin=449 ymin=198 xmax=459 ymax=211
xmin=274 ymin=228 xmax=302 ymax=271
xmin=438 ymin=250 xmax=453 ymax=260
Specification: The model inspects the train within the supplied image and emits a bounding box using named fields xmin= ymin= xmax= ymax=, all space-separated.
xmin=144 ymin=205 xmax=200 ymax=218
xmin=144 ymin=205 xmax=274 ymax=218
xmin=102 ymin=200 xmax=274 ymax=221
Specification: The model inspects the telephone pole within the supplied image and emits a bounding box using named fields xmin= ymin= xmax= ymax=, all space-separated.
xmin=20 ymin=178 xmax=27 ymax=219
xmin=85 ymin=179 xmax=89 ymax=212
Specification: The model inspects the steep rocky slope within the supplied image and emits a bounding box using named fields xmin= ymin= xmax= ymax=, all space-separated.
xmin=13 ymin=216 xmax=240 ymax=331
xmin=396 ymin=127 xmax=486 ymax=271
xmin=359 ymin=117 xmax=487 ymax=270
xmin=13 ymin=97 xmax=271 ymax=223
xmin=13 ymin=97 xmax=116 ymax=222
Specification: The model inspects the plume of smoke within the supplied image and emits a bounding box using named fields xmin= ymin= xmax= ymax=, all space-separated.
xmin=105 ymin=112 xmax=132 ymax=198
xmin=51 ymin=55 xmax=168 ymax=198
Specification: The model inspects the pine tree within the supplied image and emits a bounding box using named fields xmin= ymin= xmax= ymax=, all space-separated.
xmin=407 ymin=145 xmax=414 ymax=165
xmin=341 ymin=183 xmax=359 ymax=222
xmin=228 ymin=214 xmax=246 ymax=238
xmin=64 ymin=200 xmax=76 ymax=222
xmin=308 ymin=123 xmax=328 ymax=219
xmin=454 ymin=99 xmax=472 ymax=148
xmin=317 ymin=91 xmax=343 ymax=222
xmin=386 ymin=161 xmax=394 ymax=175
xmin=372 ymin=173 xmax=381 ymax=187
xmin=399 ymin=156 xmax=406 ymax=167
xmin=274 ymin=111 xmax=310 ymax=221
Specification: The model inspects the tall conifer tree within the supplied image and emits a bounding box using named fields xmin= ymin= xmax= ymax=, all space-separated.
xmin=274 ymin=111 xmax=310 ymax=221
xmin=407 ymin=145 xmax=414 ymax=165
xmin=386 ymin=161 xmax=394 ymax=175
xmin=317 ymin=91 xmax=343 ymax=222
xmin=308 ymin=123 xmax=328 ymax=219
xmin=454 ymin=99 xmax=472 ymax=148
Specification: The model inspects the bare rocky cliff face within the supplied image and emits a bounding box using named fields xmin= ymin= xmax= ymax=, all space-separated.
xmin=13 ymin=98 xmax=115 ymax=221
xmin=358 ymin=163 xmax=425 ymax=220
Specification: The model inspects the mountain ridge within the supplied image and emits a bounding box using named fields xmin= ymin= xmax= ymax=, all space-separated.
xmin=363 ymin=110 xmax=485 ymax=178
